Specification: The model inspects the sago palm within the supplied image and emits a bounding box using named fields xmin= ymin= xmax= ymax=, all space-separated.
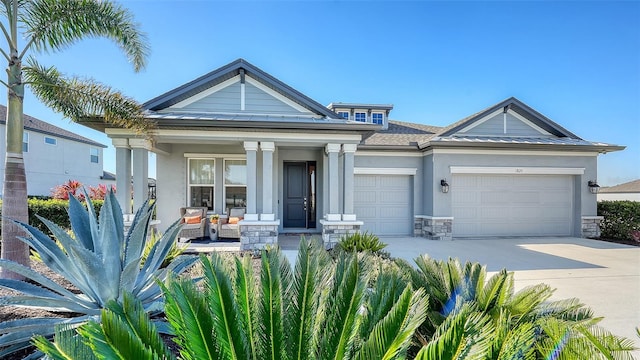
xmin=36 ymin=238 xmax=430 ymax=360
xmin=399 ymin=255 xmax=636 ymax=359
xmin=0 ymin=0 xmax=151 ymax=279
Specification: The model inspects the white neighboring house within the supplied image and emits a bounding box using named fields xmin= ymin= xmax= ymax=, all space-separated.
xmin=598 ymin=179 xmax=640 ymax=202
xmin=0 ymin=105 xmax=113 ymax=197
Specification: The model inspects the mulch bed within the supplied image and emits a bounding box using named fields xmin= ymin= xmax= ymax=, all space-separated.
xmin=593 ymin=237 xmax=640 ymax=247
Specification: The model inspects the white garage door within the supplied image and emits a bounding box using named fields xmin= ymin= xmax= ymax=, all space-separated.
xmin=354 ymin=175 xmax=412 ymax=236
xmin=452 ymin=174 xmax=573 ymax=237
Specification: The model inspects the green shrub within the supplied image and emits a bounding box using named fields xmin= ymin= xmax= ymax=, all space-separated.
xmin=0 ymin=198 xmax=103 ymax=236
xmin=598 ymin=201 xmax=640 ymax=240
xmin=336 ymin=231 xmax=389 ymax=257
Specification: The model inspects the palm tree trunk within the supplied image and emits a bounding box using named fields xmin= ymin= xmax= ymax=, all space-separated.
xmin=1 ymin=56 xmax=29 ymax=280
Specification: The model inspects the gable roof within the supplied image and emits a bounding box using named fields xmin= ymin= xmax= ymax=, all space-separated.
xmin=143 ymin=58 xmax=341 ymax=119
xmin=0 ymin=105 xmax=106 ymax=148
xmin=599 ymin=179 xmax=640 ymax=193
xmin=437 ymin=97 xmax=579 ymax=138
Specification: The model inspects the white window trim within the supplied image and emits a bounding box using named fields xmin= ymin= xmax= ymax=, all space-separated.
xmin=44 ymin=136 xmax=57 ymax=145
xmin=187 ymin=158 xmax=216 ymax=208
xmin=371 ymin=112 xmax=384 ymax=125
xmin=22 ymin=132 xmax=29 ymax=152
xmin=449 ymin=166 xmax=585 ymax=175
xmin=90 ymin=147 xmax=100 ymax=163
xmin=223 ymin=158 xmax=247 ymax=211
xmin=354 ymin=111 xmax=367 ymax=123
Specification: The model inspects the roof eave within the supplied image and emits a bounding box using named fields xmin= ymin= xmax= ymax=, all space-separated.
xmin=418 ymin=141 xmax=626 ymax=153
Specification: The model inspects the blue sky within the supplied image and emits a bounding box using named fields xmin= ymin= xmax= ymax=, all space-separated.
xmin=14 ymin=0 xmax=640 ymax=186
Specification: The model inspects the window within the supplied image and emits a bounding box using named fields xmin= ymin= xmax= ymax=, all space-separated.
xmin=188 ymin=158 xmax=215 ymax=210
xmin=337 ymin=111 xmax=349 ymax=119
xmin=372 ymin=113 xmax=383 ymax=125
xmin=90 ymin=148 xmax=99 ymax=163
xmin=224 ymin=159 xmax=247 ymax=212
xmin=22 ymin=133 xmax=28 ymax=152
xmin=44 ymin=136 xmax=57 ymax=145
xmin=355 ymin=112 xmax=367 ymax=122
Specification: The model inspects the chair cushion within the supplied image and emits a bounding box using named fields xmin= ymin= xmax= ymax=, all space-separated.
xmin=183 ymin=215 xmax=202 ymax=224
xmin=228 ymin=217 xmax=241 ymax=224
xmin=184 ymin=208 xmax=203 ymax=216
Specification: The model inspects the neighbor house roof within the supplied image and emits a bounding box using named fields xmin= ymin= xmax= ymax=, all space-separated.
xmin=0 ymin=105 xmax=106 ymax=148
xmin=143 ymin=58 xmax=341 ymax=119
xmin=599 ymin=179 xmax=640 ymax=193
xmin=101 ymin=171 xmax=116 ymax=181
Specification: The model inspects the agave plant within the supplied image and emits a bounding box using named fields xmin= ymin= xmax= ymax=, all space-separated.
xmin=36 ymin=238 xmax=429 ymax=359
xmin=399 ymin=255 xmax=637 ymax=359
xmin=0 ymin=190 xmax=197 ymax=357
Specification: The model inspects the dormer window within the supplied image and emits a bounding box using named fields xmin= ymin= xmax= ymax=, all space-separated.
xmin=337 ymin=111 xmax=349 ymax=119
xmin=355 ymin=112 xmax=367 ymax=122
xmin=372 ymin=113 xmax=383 ymax=125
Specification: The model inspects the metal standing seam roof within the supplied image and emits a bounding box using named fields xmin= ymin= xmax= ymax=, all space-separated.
xmin=599 ymin=179 xmax=640 ymax=193
xmin=0 ymin=105 xmax=106 ymax=148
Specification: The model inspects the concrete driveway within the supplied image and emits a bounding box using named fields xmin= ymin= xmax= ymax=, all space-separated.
xmin=382 ymin=236 xmax=640 ymax=353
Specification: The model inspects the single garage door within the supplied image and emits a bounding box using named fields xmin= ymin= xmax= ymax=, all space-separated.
xmin=354 ymin=174 xmax=412 ymax=236
xmin=452 ymin=174 xmax=573 ymax=237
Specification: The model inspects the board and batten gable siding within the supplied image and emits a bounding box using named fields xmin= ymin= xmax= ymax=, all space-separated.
xmin=167 ymin=75 xmax=311 ymax=116
xmin=180 ymin=82 xmax=242 ymax=113
xmin=460 ymin=113 xmax=551 ymax=137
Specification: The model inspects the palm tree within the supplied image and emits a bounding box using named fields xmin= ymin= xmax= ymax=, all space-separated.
xmin=0 ymin=0 xmax=151 ymax=279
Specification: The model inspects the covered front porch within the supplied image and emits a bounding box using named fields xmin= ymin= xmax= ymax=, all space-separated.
xmin=109 ymin=129 xmax=364 ymax=250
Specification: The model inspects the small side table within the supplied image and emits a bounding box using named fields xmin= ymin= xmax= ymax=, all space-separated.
xmin=209 ymin=222 xmax=219 ymax=241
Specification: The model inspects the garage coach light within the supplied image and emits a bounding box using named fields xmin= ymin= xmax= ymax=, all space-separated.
xmin=588 ymin=180 xmax=600 ymax=194
xmin=440 ymin=179 xmax=450 ymax=193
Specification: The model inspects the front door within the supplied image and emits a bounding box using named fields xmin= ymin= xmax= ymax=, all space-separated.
xmin=284 ymin=162 xmax=316 ymax=228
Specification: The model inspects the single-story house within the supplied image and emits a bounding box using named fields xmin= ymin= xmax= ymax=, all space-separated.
xmin=0 ymin=105 xmax=112 ymax=197
xmin=80 ymin=59 xmax=624 ymax=249
xmin=597 ymin=179 xmax=640 ymax=202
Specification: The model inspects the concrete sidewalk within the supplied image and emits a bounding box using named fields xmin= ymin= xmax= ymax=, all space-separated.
xmin=382 ymin=236 xmax=640 ymax=353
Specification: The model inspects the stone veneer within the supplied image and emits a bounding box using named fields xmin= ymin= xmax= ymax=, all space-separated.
xmin=581 ymin=216 xmax=603 ymax=238
xmin=414 ymin=216 xmax=453 ymax=241
xmin=319 ymin=220 xmax=363 ymax=249
xmin=239 ymin=220 xmax=280 ymax=250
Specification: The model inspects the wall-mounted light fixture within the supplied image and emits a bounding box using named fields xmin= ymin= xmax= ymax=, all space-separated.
xmin=588 ymin=180 xmax=600 ymax=194
xmin=441 ymin=179 xmax=450 ymax=193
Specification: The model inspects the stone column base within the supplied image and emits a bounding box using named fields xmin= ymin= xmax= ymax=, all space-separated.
xmin=319 ymin=220 xmax=363 ymax=249
xmin=414 ymin=216 xmax=453 ymax=241
xmin=581 ymin=216 xmax=603 ymax=238
xmin=239 ymin=220 xmax=280 ymax=250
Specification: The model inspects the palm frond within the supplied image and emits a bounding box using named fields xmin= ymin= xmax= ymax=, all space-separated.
xmin=477 ymin=269 xmax=513 ymax=314
xmin=354 ymin=286 xmax=429 ymax=360
xmin=162 ymin=275 xmax=219 ymax=360
xmin=316 ymin=253 xmax=369 ymax=360
xmin=24 ymin=59 xmax=153 ymax=135
xmin=234 ymin=254 xmax=259 ymax=360
xmin=22 ymin=0 xmax=148 ymax=70
xmin=284 ymin=237 xmax=327 ymax=360
xmin=33 ymin=323 xmax=97 ymax=360
xmin=202 ymin=252 xmax=250 ymax=359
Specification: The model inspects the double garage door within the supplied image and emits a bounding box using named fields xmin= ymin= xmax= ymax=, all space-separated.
xmin=354 ymin=174 xmax=412 ymax=236
xmin=452 ymin=174 xmax=574 ymax=237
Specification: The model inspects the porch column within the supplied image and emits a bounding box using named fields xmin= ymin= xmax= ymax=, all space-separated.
xmin=342 ymin=144 xmax=357 ymax=221
xmin=244 ymin=141 xmax=259 ymax=221
xmin=326 ymin=143 xmax=341 ymax=221
xmin=113 ymin=139 xmax=132 ymax=214
xmin=260 ymin=141 xmax=275 ymax=221
xmin=130 ymin=139 xmax=149 ymax=213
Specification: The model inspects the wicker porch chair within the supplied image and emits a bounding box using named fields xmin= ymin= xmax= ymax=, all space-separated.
xmin=178 ymin=207 xmax=208 ymax=240
xmin=218 ymin=207 xmax=246 ymax=239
